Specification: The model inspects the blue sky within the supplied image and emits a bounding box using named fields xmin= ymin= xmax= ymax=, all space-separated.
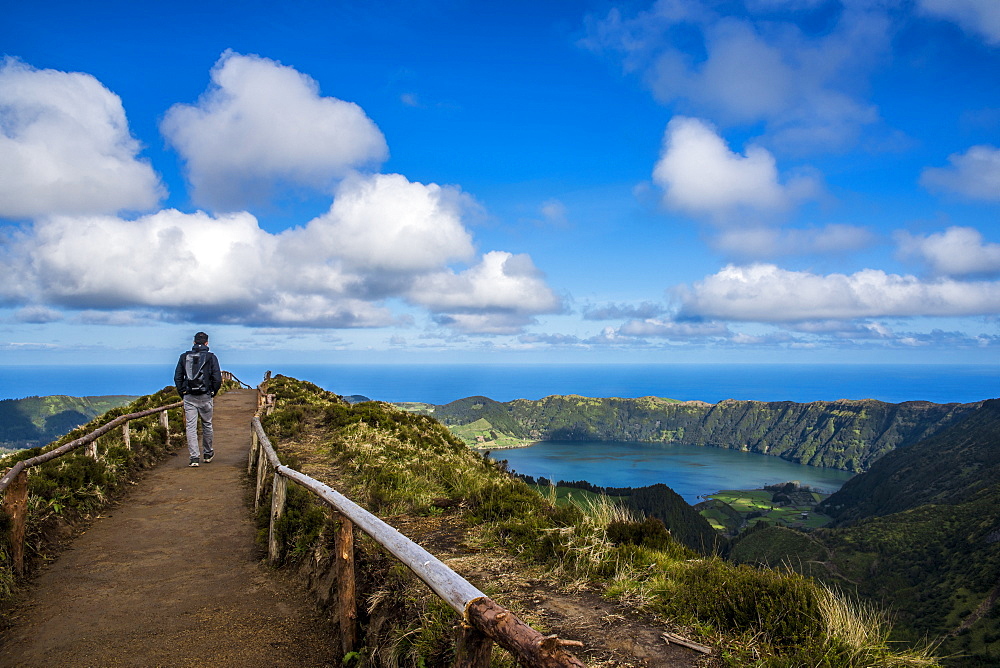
xmin=1 ymin=0 xmax=998 ymax=366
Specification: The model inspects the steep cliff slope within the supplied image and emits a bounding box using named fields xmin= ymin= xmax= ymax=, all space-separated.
xmin=434 ymin=394 xmax=983 ymax=471
xmin=731 ymin=401 xmax=1000 ymax=666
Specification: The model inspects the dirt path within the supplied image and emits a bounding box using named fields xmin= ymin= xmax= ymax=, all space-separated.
xmin=0 ymin=389 xmax=338 ymax=667
xmin=388 ymin=515 xmax=707 ymax=668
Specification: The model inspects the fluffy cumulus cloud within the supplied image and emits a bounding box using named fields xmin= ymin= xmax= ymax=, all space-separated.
xmin=677 ymin=263 xmax=1000 ymax=321
xmin=2 ymin=173 xmax=560 ymax=333
xmin=920 ymin=145 xmax=1000 ymax=201
xmin=0 ymin=58 xmax=164 ymax=219
xmin=653 ymin=117 xmax=819 ymax=219
xmin=410 ymin=250 xmax=563 ymax=317
xmin=161 ymin=51 xmax=388 ymax=210
xmin=918 ymin=0 xmax=1000 ymax=45
xmin=290 ymin=173 xmax=475 ymax=274
xmin=585 ymin=0 xmax=886 ymax=151
xmin=897 ymin=226 xmax=1000 ymax=277
xmin=0 ymin=54 xmax=561 ymax=336
xmin=6 ymin=209 xmax=274 ymax=311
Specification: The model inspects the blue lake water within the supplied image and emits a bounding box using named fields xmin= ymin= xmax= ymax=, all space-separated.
xmin=489 ymin=440 xmax=857 ymax=504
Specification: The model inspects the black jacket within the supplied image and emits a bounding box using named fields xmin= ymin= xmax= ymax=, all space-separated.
xmin=174 ymin=344 xmax=222 ymax=397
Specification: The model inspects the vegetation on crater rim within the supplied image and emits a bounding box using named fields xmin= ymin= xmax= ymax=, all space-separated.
xmin=259 ymin=375 xmax=938 ymax=667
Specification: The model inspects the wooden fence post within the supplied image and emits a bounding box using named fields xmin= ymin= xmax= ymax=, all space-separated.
xmin=248 ymin=428 xmax=258 ymax=475
xmin=254 ymin=447 xmax=268 ymax=511
xmin=87 ymin=439 xmax=98 ymax=460
xmin=159 ymin=410 xmax=170 ymax=444
xmin=336 ymin=513 xmax=358 ymax=655
xmin=2 ymin=469 xmax=29 ymax=576
xmin=453 ymin=623 xmax=494 ymax=668
xmin=122 ymin=423 xmax=131 ymax=450
xmin=268 ymin=474 xmax=287 ymax=565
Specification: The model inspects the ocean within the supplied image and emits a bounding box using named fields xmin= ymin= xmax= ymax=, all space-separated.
xmin=0 ymin=363 xmax=995 ymax=405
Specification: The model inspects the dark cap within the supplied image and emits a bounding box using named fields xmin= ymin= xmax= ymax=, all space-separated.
xmin=193 ymin=332 xmax=209 ymax=344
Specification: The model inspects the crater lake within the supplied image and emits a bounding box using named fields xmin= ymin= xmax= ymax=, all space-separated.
xmin=487 ymin=440 xmax=857 ymax=503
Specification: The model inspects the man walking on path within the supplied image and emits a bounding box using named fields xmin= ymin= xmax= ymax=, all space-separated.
xmin=174 ymin=331 xmax=222 ymax=467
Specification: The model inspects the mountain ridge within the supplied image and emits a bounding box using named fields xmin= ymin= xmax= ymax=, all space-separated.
xmin=429 ymin=393 xmax=986 ymax=472
xmin=0 ymin=394 xmax=138 ymax=451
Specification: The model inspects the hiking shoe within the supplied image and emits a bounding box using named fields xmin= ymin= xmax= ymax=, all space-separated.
xmin=189 ymin=458 xmax=200 ymax=467
xmin=204 ymin=453 xmax=214 ymax=463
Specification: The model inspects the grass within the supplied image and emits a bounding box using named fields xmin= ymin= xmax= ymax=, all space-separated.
xmin=259 ymin=375 xmax=942 ymax=668
xmin=448 ymin=418 xmax=535 ymax=449
xmin=703 ymin=489 xmax=838 ymax=534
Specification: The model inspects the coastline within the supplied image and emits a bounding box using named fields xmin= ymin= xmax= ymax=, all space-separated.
xmin=472 ymin=440 xmax=538 ymax=451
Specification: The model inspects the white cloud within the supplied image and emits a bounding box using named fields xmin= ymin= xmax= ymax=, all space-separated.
xmin=920 ymin=145 xmax=1000 ymax=201
xmin=583 ymin=301 xmax=666 ymax=320
xmin=0 ymin=58 xmax=164 ymax=219
xmin=618 ymin=318 xmax=731 ymax=339
xmin=433 ymin=313 xmax=538 ymax=335
xmin=14 ymin=306 xmax=63 ymax=324
xmin=161 ymin=51 xmax=388 ymax=210
xmin=1 ymin=173 xmax=559 ymax=334
xmin=518 ymin=332 xmax=584 ymax=345
xmin=653 ymin=117 xmax=820 ymax=219
xmin=714 ymin=223 xmax=875 ymax=259
xmin=896 ymin=226 xmax=1000 ymax=277
xmin=11 ymin=209 xmax=273 ymax=309
xmin=678 ymin=263 xmax=1000 ymax=321
xmin=74 ymin=310 xmax=166 ymax=326
xmin=288 ymin=173 xmax=475 ymax=273
xmin=918 ymin=0 xmax=1000 ymax=46
xmin=586 ymin=1 xmax=887 ymax=152
xmin=245 ymin=294 xmax=397 ymax=329
xmin=410 ymin=250 xmax=563 ymax=314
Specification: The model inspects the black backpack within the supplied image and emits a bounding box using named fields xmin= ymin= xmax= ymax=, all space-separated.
xmin=184 ymin=352 xmax=211 ymax=395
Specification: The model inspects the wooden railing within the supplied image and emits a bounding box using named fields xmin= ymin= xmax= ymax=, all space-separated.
xmin=222 ymin=370 xmax=253 ymax=389
xmin=0 ymin=401 xmax=181 ymax=575
xmin=0 ymin=372 xmax=247 ymax=575
xmin=250 ymin=389 xmax=587 ymax=667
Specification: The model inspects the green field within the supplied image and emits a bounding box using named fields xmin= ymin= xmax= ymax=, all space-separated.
xmin=701 ymin=489 xmax=835 ymax=533
xmin=449 ymin=417 xmax=535 ymax=449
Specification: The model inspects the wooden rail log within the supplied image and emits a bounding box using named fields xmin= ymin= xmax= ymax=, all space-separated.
xmin=251 ymin=416 xmax=587 ymax=668
xmin=0 ymin=400 xmax=182 ymax=576
xmin=275 ymin=464 xmax=484 ymax=612
xmin=466 ymin=597 xmax=586 ymax=668
xmin=0 ymin=402 xmax=182 ymax=494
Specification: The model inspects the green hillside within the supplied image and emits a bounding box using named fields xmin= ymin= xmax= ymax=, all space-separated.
xmin=0 ymin=395 xmax=137 ymax=451
xmin=729 ymin=400 xmax=1000 ymax=666
xmin=432 ymin=394 xmax=983 ymax=472
xmin=819 ymin=398 xmax=1000 ymax=521
xmin=256 ymin=375 xmax=938 ymax=667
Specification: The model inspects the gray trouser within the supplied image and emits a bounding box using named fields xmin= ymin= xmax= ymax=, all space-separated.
xmin=183 ymin=393 xmax=214 ymax=460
